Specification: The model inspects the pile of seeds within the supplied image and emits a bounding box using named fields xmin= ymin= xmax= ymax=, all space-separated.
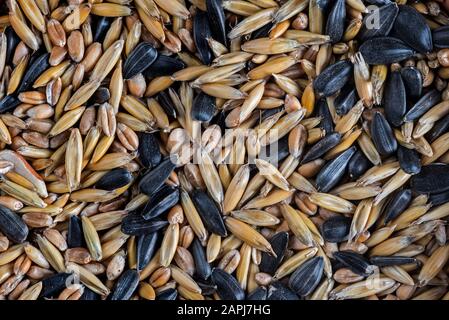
xmin=1 ymin=0 xmax=449 ymax=301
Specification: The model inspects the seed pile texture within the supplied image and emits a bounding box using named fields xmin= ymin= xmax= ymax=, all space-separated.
xmin=1 ymin=0 xmax=449 ymax=301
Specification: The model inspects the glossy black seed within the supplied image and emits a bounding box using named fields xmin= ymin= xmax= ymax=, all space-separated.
xmin=325 ymin=0 xmax=346 ymax=43
xmin=359 ymin=37 xmax=415 ymax=65
xmin=259 ymin=232 xmax=288 ymax=275
xmin=121 ymin=213 xmax=168 ymax=236
xmin=93 ymin=17 xmax=112 ymax=43
xmin=359 ymin=2 xmax=398 ymax=40
xmin=138 ymin=132 xmax=162 ymax=169
xmin=313 ymin=60 xmax=353 ymax=97
xmin=142 ymin=186 xmax=179 ymax=220
xmin=17 ymin=53 xmax=50 ymax=93
xmin=348 ymin=150 xmax=371 ymax=180
xmin=384 ymin=71 xmax=406 ymax=127
xmin=429 ymin=190 xmax=449 ymax=206
xmin=212 ymin=268 xmax=245 ymax=300
xmin=123 ymin=42 xmax=158 ymax=79
xmin=110 ymin=269 xmax=139 ymax=300
xmin=192 ymin=92 xmax=216 ymax=122
xmin=197 ymin=280 xmax=216 ymax=296
xmin=0 ymin=205 xmax=28 ymax=243
xmin=411 ymin=163 xmax=449 ymax=194
xmin=80 ymin=287 xmax=100 ymax=300
xmin=371 ymin=112 xmax=397 ymax=156
xmin=288 ymin=256 xmax=324 ymax=297
xmin=95 ymin=168 xmax=132 ymax=191
xmin=317 ymin=98 xmax=334 ymax=134
xmin=334 ymin=84 xmax=358 ymax=116
xmin=157 ymin=91 xmax=177 ymax=118
xmin=5 ymin=27 xmax=20 ymax=65
xmin=433 ymin=25 xmax=449 ymax=48
xmin=397 ymin=146 xmax=421 ymax=175
xmin=403 ymin=89 xmax=441 ymax=122
xmin=370 ymin=256 xmax=418 ymax=267
xmin=384 ymin=189 xmax=412 ymax=223
xmin=400 ymin=67 xmax=423 ymax=100
xmin=157 ymin=288 xmax=178 ymax=300
xmin=333 ymin=251 xmax=374 ymax=276
xmin=137 ymin=232 xmax=159 ymax=271
xmin=247 ymin=286 xmax=268 ymax=300
xmin=91 ymin=87 xmax=110 ymax=104
xmin=392 ymin=5 xmax=433 ymax=53
xmin=191 ymin=189 xmax=227 ymax=237
xmin=40 ymin=273 xmax=71 ymax=298
xmin=191 ymin=238 xmax=212 ymax=280
xmin=193 ymin=11 xmax=213 ymax=65
xmin=250 ymin=22 xmax=273 ymax=40
xmin=206 ymin=0 xmax=227 ymax=46
xmin=301 ymin=132 xmax=342 ymax=164
xmin=427 ymin=114 xmax=449 ymax=142
xmin=144 ymin=55 xmax=186 ymax=77
xmin=67 ymin=215 xmax=84 ymax=248
xmin=0 ymin=95 xmax=21 ymax=113
xmin=321 ymin=216 xmax=351 ymax=243
xmin=268 ymin=282 xmax=299 ymax=300
xmin=138 ymin=157 xmax=176 ymax=196
xmin=316 ymin=146 xmax=356 ymax=192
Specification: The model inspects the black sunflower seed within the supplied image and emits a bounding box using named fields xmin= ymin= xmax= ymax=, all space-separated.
xmin=359 ymin=2 xmax=398 ymax=40
xmin=91 ymin=87 xmax=111 ymax=104
xmin=432 ymin=25 xmax=449 ymax=49
xmin=40 ymin=273 xmax=71 ymax=298
xmin=191 ymin=237 xmax=212 ymax=280
xmin=288 ymin=256 xmax=324 ymax=297
xmin=137 ymin=232 xmax=159 ymax=271
xmin=348 ymin=150 xmax=371 ymax=180
xmin=370 ymin=256 xmax=418 ymax=267
xmin=313 ymin=60 xmax=353 ymax=97
xmin=359 ymin=37 xmax=415 ymax=65
xmin=191 ymin=189 xmax=227 ymax=237
xmin=259 ymin=136 xmax=290 ymax=164
xmin=95 ymin=168 xmax=132 ymax=191
xmin=5 ymin=26 xmax=20 ymax=65
xmin=397 ymin=146 xmax=421 ymax=175
xmin=138 ymin=132 xmax=162 ymax=169
xmin=247 ymin=286 xmax=268 ymax=300
xmin=321 ymin=216 xmax=351 ymax=243
xmin=157 ymin=288 xmax=178 ymax=300
xmin=371 ymin=112 xmax=397 ymax=156
xmin=157 ymin=91 xmax=177 ymax=118
xmin=268 ymin=282 xmax=299 ymax=300
xmin=333 ymin=251 xmax=374 ymax=276
xmin=334 ymin=83 xmax=358 ymax=116
xmin=192 ymin=92 xmax=216 ymax=122
xmin=123 ymin=42 xmax=158 ymax=79
xmin=400 ymin=67 xmax=423 ymax=100
xmin=403 ymin=89 xmax=441 ymax=122
xmin=325 ymin=0 xmax=346 ymax=43
xmin=80 ymin=287 xmax=100 ymax=300
xmin=121 ymin=213 xmax=168 ymax=236
xmin=193 ymin=10 xmax=213 ymax=65
xmin=0 ymin=95 xmax=21 ymax=113
xmin=250 ymin=22 xmax=273 ymax=40
xmin=110 ymin=269 xmax=139 ymax=300
xmin=142 ymin=185 xmax=179 ymax=220
xmin=211 ymin=268 xmax=245 ymax=300
xmin=206 ymin=0 xmax=227 ymax=46
xmin=317 ymin=98 xmax=334 ymax=135
xmin=383 ymin=189 xmax=412 ymax=223
xmin=138 ymin=157 xmax=176 ymax=196
xmin=197 ymin=280 xmax=216 ymax=296
xmin=316 ymin=146 xmax=357 ymax=192
xmin=429 ymin=190 xmax=449 ymax=206
xmin=411 ymin=163 xmax=449 ymax=194
xmin=17 ymin=52 xmax=50 ymax=93
xmin=429 ymin=114 xmax=449 ymax=143
xmin=0 ymin=204 xmax=28 ymax=244
xmin=143 ymin=55 xmax=186 ymax=77
xmin=301 ymin=132 xmax=342 ymax=164
xmin=392 ymin=5 xmax=433 ymax=53
xmin=93 ymin=17 xmax=112 ymax=42
xmin=383 ymin=71 xmax=406 ymax=127
xmin=259 ymin=232 xmax=288 ymax=275
xmin=67 ymin=215 xmax=84 ymax=248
